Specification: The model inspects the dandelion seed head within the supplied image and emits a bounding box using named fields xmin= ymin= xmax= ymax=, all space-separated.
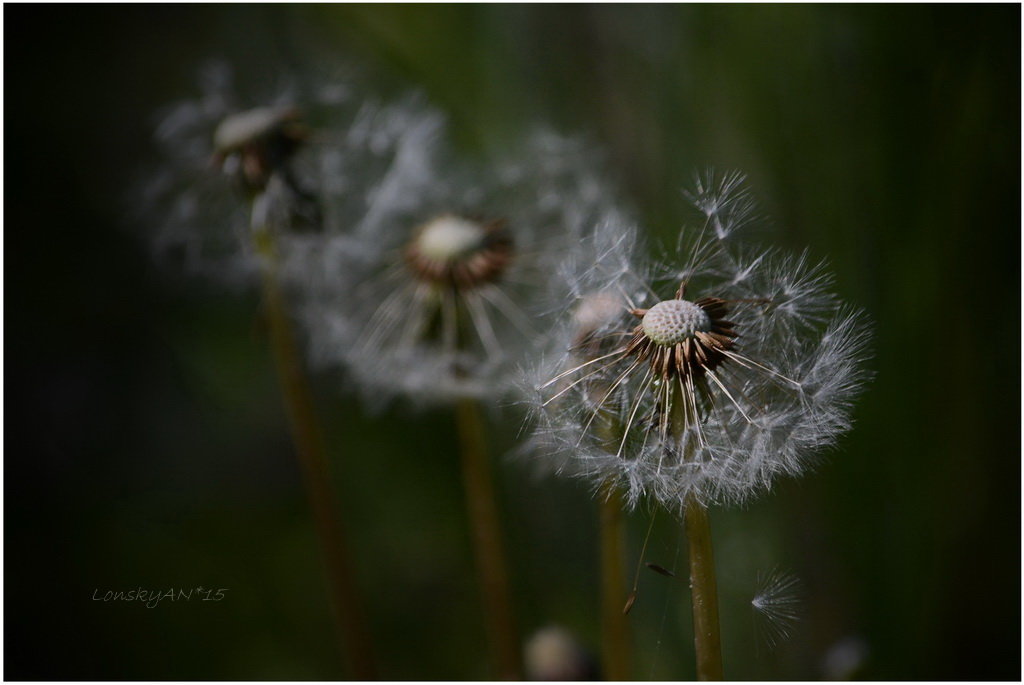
xmin=522 ymin=172 xmax=872 ymax=510
xmin=285 ymin=121 xmax=628 ymax=410
xmin=139 ymin=60 xmax=354 ymax=289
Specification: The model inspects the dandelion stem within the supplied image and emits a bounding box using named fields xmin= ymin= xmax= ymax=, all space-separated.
xmin=455 ymin=397 xmax=521 ymax=680
xmin=670 ymin=381 xmax=723 ymax=681
xmin=683 ymin=495 xmax=724 ymax=680
xmin=253 ymin=224 xmax=376 ymax=680
xmin=599 ymin=482 xmax=631 ymax=680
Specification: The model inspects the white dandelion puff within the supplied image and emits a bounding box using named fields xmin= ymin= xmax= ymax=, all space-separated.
xmin=284 ymin=118 xmax=628 ymax=410
xmin=139 ymin=61 xmax=384 ymax=677
xmin=524 ymin=172 xmax=872 ymax=511
xmin=751 ymin=567 xmax=803 ymax=649
xmin=138 ymin=60 xmax=356 ymax=289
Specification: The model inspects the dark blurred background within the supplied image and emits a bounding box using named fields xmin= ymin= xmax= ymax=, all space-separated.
xmin=5 ymin=4 xmax=1020 ymax=680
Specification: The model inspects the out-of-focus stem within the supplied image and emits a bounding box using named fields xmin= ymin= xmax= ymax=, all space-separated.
xmin=586 ymin=358 xmax=631 ymax=680
xmin=455 ymin=396 xmax=521 ymax=680
xmin=254 ymin=228 xmax=376 ymax=680
xmin=599 ymin=482 xmax=631 ymax=680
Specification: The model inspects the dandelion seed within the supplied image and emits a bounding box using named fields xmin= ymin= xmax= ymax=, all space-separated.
xmin=751 ymin=568 xmax=803 ymax=649
xmin=621 ymin=591 xmax=638 ymax=615
xmin=683 ymin=168 xmax=759 ymax=240
xmin=645 ymin=562 xmax=676 ymax=578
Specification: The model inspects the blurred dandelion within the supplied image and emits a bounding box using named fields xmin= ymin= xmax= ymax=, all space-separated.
xmin=285 ymin=121 xmax=620 ymax=409
xmin=524 ymin=625 xmax=599 ymax=681
xmin=140 ymin=60 xmax=350 ymax=288
xmin=142 ymin=62 xmax=376 ymax=679
xmin=279 ymin=99 xmax=625 ymax=677
xmin=525 ymin=171 xmax=871 ymax=679
xmin=518 ymin=215 xmax=645 ymax=680
xmin=751 ymin=567 xmax=803 ymax=650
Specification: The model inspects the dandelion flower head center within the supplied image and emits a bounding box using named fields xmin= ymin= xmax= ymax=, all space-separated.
xmin=212 ymin=106 xmax=304 ymax=193
xmin=406 ymin=214 xmax=513 ymax=288
xmin=625 ymin=295 xmax=735 ymax=379
xmin=213 ymin=106 xmax=300 ymax=153
xmin=642 ymin=299 xmax=712 ymax=346
xmin=415 ymin=215 xmax=486 ymax=261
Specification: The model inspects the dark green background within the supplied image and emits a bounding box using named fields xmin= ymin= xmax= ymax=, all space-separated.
xmin=5 ymin=4 xmax=1020 ymax=680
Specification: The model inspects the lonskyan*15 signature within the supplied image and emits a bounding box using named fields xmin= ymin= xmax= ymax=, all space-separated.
xmin=91 ymin=587 xmax=229 ymax=609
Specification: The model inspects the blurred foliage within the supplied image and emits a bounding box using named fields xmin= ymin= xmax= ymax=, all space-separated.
xmin=5 ymin=4 xmax=1019 ymax=680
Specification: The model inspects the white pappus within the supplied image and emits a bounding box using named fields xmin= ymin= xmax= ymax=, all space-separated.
xmin=523 ymin=171 xmax=872 ymax=511
xmin=139 ymin=60 xmax=355 ymax=289
xmin=282 ymin=117 xmax=628 ymax=410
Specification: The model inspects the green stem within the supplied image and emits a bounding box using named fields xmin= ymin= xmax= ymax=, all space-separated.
xmin=670 ymin=381 xmax=723 ymax=681
xmin=255 ymin=229 xmax=376 ymax=680
xmin=599 ymin=483 xmax=631 ymax=680
xmin=683 ymin=495 xmax=723 ymax=680
xmin=455 ymin=397 xmax=521 ymax=680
